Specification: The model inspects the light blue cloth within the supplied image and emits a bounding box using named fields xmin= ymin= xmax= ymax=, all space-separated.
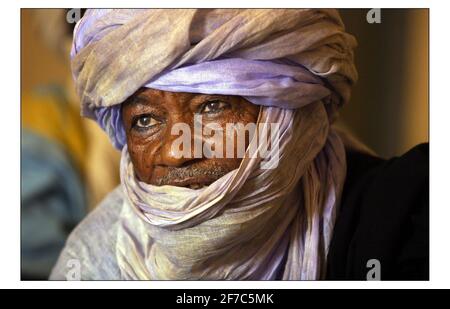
xmin=22 ymin=129 xmax=86 ymax=278
xmin=49 ymin=187 xmax=123 ymax=280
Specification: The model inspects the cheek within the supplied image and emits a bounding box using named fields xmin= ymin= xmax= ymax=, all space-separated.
xmin=128 ymin=141 xmax=156 ymax=182
xmin=241 ymin=106 xmax=260 ymax=124
xmin=204 ymin=106 xmax=259 ymax=159
xmin=230 ymin=106 xmax=259 ymax=133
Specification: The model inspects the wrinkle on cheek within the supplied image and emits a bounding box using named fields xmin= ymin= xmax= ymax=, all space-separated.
xmin=129 ymin=142 xmax=159 ymax=182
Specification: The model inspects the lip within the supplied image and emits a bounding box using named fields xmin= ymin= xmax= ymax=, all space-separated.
xmin=160 ymin=175 xmax=217 ymax=189
xmin=186 ymin=183 xmax=206 ymax=190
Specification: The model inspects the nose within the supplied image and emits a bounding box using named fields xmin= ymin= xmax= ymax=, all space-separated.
xmin=156 ymin=117 xmax=198 ymax=167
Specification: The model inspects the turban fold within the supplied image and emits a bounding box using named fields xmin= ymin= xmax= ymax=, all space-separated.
xmin=71 ymin=9 xmax=357 ymax=280
xmin=72 ymin=9 xmax=357 ymax=148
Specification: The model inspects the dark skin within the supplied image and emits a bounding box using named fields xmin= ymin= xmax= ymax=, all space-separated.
xmin=122 ymin=88 xmax=260 ymax=189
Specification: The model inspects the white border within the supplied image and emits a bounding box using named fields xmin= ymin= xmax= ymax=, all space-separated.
xmin=3 ymin=0 xmax=449 ymax=289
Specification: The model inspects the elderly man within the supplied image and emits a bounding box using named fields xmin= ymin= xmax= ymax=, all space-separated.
xmin=50 ymin=9 xmax=428 ymax=280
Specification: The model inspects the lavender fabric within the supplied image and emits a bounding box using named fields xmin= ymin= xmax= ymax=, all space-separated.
xmin=93 ymin=58 xmax=332 ymax=149
xmin=71 ymin=9 xmax=357 ymax=149
xmin=61 ymin=9 xmax=358 ymax=280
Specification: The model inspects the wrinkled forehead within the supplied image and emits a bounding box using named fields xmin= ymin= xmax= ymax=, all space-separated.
xmin=125 ymin=88 xmax=201 ymax=103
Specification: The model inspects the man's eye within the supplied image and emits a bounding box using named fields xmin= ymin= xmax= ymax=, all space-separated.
xmin=134 ymin=115 xmax=160 ymax=129
xmin=200 ymin=100 xmax=230 ymax=114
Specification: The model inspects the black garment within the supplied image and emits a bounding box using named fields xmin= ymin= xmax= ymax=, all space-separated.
xmin=326 ymin=143 xmax=429 ymax=280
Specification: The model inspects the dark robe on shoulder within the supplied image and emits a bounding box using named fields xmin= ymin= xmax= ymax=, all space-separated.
xmin=326 ymin=143 xmax=429 ymax=280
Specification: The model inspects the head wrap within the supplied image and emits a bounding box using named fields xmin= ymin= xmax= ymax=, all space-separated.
xmin=71 ymin=9 xmax=357 ymax=280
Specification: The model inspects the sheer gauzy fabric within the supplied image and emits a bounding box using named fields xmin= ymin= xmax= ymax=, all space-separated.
xmin=71 ymin=9 xmax=358 ymax=280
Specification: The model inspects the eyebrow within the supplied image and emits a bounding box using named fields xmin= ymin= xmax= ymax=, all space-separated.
xmin=125 ymin=92 xmax=225 ymax=109
xmin=126 ymin=95 xmax=151 ymax=107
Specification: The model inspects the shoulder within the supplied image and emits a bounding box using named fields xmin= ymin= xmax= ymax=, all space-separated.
xmin=327 ymin=143 xmax=429 ymax=280
xmin=49 ymin=186 xmax=125 ymax=280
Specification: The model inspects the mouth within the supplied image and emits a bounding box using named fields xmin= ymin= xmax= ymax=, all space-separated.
xmin=186 ymin=183 xmax=207 ymax=190
xmin=149 ymin=163 xmax=235 ymax=188
xmin=174 ymin=176 xmax=216 ymax=189
xmin=155 ymin=175 xmax=217 ymax=189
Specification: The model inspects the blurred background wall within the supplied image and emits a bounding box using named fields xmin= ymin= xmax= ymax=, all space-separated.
xmin=21 ymin=9 xmax=120 ymax=279
xmin=21 ymin=9 xmax=121 ymax=209
xmin=21 ymin=9 xmax=71 ymax=95
xmin=339 ymin=9 xmax=429 ymax=158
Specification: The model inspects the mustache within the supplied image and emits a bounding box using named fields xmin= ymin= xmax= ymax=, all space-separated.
xmin=152 ymin=161 xmax=235 ymax=186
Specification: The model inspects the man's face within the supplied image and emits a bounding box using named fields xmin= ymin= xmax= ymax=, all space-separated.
xmin=122 ymin=88 xmax=260 ymax=189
